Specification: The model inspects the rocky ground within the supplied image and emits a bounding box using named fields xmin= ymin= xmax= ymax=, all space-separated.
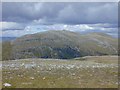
xmin=2 ymin=56 xmax=118 ymax=88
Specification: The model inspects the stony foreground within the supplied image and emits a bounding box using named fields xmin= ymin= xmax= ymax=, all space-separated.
xmin=2 ymin=56 xmax=118 ymax=88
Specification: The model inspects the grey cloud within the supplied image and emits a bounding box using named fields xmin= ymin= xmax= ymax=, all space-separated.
xmin=2 ymin=2 xmax=118 ymax=24
xmin=2 ymin=2 xmax=65 ymax=23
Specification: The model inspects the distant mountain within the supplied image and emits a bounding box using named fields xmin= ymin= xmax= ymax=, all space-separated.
xmin=1 ymin=37 xmax=16 ymax=42
xmin=2 ymin=30 xmax=118 ymax=60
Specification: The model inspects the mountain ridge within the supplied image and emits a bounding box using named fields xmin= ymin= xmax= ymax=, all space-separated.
xmin=2 ymin=30 xmax=118 ymax=60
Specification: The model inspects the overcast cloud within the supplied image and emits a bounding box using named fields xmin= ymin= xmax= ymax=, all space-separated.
xmin=1 ymin=2 xmax=118 ymax=37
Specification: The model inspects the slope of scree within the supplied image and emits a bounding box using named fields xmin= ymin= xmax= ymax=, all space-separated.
xmin=3 ymin=30 xmax=118 ymax=60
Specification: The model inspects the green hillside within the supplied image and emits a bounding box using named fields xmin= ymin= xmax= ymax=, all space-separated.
xmin=2 ymin=30 xmax=118 ymax=60
xmin=2 ymin=41 xmax=13 ymax=60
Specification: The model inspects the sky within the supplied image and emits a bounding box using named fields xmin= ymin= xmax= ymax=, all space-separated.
xmin=1 ymin=2 xmax=118 ymax=37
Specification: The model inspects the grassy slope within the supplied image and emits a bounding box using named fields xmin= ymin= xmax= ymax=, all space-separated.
xmin=10 ymin=31 xmax=118 ymax=59
xmin=0 ymin=42 xmax=1 ymax=89
xmin=2 ymin=56 xmax=118 ymax=88
xmin=0 ymin=42 xmax=2 ymax=60
xmin=2 ymin=41 xmax=12 ymax=60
